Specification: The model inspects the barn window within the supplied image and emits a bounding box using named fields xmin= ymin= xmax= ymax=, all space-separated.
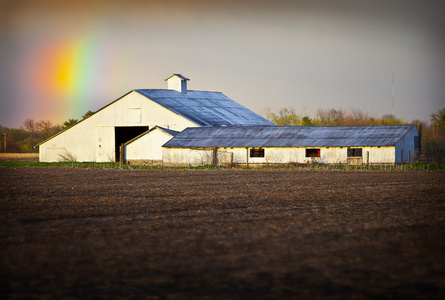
xmin=306 ymin=149 xmax=320 ymax=157
xmin=347 ymin=148 xmax=363 ymax=157
xmin=250 ymin=148 xmax=265 ymax=157
xmin=128 ymin=108 xmax=141 ymax=123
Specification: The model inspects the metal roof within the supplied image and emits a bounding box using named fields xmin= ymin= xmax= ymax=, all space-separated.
xmin=163 ymin=125 xmax=417 ymax=148
xmin=159 ymin=126 xmax=181 ymax=137
xmin=165 ymin=74 xmax=190 ymax=81
xmin=125 ymin=126 xmax=179 ymax=146
xmin=135 ymin=89 xmax=275 ymax=127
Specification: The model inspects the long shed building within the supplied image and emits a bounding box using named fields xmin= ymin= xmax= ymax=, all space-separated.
xmin=162 ymin=125 xmax=420 ymax=166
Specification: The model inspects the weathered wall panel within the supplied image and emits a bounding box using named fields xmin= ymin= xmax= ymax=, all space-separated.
xmin=395 ymin=126 xmax=418 ymax=163
xmin=125 ymin=128 xmax=174 ymax=161
xmin=162 ymin=146 xmax=397 ymax=166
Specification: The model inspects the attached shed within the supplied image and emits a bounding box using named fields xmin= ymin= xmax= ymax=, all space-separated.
xmin=124 ymin=126 xmax=179 ymax=165
xmin=37 ymin=74 xmax=274 ymax=162
xmin=162 ymin=125 xmax=420 ymax=166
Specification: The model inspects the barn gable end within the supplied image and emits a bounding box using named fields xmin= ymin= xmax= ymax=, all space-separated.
xmin=37 ymin=74 xmax=274 ymax=162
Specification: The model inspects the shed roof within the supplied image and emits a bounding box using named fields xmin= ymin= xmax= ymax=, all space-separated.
xmin=162 ymin=125 xmax=417 ymax=148
xmin=165 ymin=74 xmax=190 ymax=81
xmin=135 ymin=89 xmax=275 ymax=127
xmin=125 ymin=126 xmax=179 ymax=146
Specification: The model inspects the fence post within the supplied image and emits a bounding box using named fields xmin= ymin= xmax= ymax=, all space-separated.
xmin=120 ymin=143 xmax=125 ymax=165
xmin=212 ymin=147 xmax=218 ymax=165
xmin=367 ymin=151 xmax=369 ymax=167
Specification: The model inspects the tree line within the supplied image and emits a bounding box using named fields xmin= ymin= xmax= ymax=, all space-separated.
xmin=263 ymin=106 xmax=411 ymax=126
xmin=263 ymin=106 xmax=445 ymax=161
xmin=0 ymin=111 xmax=94 ymax=153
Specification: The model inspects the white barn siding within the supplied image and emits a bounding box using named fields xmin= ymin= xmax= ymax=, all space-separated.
xmin=125 ymin=128 xmax=174 ymax=162
xmin=91 ymin=92 xmax=198 ymax=130
xmin=320 ymin=147 xmax=395 ymax=165
xmin=39 ymin=115 xmax=99 ymax=162
xmin=162 ymin=148 xmax=208 ymax=166
xmin=95 ymin=126 xmax=115 ymax=162
xmin=39 ymin=91 xmax=198 ymax=162
xmin=163 ymin=146 xmax=398 ymax=166
xmin=364 ymin=147 xmax=395 ymax=164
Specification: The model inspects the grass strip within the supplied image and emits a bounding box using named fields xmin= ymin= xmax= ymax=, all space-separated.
xmin=1 ymin=161 xmax=444 ymax=170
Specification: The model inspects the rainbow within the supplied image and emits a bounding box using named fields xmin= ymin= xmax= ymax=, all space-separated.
xmin=28 ymin=34 xmax=112 ymax=123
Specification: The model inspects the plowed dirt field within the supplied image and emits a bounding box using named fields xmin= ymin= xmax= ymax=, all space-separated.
xmin=1 ymin=167 xmax=444 ymax=299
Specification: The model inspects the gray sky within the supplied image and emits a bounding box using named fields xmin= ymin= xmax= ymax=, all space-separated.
xmin=1 ymin=0 xmax=444 ymax=127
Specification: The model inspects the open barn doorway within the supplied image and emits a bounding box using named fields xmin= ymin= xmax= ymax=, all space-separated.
xmin=115 ymin=126 xmax=148 ymax=162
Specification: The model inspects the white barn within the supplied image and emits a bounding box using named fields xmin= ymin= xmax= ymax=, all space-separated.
xmin=37 ymin=74 xmax=275 ymax=162
xmin=162 ymin=125 xmax=420 ymax=166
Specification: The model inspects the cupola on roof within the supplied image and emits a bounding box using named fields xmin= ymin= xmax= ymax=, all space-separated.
xmin=165 ymin=74 xmax=190 ymax=94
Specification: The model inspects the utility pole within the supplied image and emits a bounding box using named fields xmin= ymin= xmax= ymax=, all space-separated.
xmin=1 ymin=133 xmax=6 ymax=153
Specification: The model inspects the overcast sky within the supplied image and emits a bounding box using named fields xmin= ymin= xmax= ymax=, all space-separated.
xmin=1 ymin=0 xmax=444 ymax=128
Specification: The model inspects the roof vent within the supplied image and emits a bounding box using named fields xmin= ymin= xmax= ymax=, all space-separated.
xmin=165 ymin=74 xmax=190 ymax=94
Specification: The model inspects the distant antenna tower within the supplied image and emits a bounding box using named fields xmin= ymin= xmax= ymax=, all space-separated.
xmin=392 ymin=71 xmax=395 ymax=116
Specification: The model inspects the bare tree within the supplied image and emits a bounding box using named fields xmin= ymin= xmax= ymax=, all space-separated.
xmin=263 ymin=106 xmax=272 ymax=120
xmin=315 ymin=108 xmax=344 ymax=126
xmin=22 ymin=119 xmax=36 ymax=144
xmin=430 ymin=107 xmax=445 ymax=126
xmin=346 ymin=108 xmax=370 ymax=126
xmin=36 ymin=120 xmax=54 ymax=139
xmin=269 ymin=106 xmax=301 ymax=126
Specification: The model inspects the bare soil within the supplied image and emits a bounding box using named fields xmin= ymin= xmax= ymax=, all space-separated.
xmin=1 ymin=167 xmax=444 ymax=299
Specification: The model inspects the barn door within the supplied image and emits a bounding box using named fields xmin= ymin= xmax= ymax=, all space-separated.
xmin=114 ymin=126 xmax=149 ymax=162
xmin=95 ymin=127 xmax=108 ymax=162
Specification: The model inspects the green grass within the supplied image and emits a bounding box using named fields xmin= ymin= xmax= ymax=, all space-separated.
xmin=304 ymin=163 xmax=445 ymax=171
xmin=1 ymin=161 xmax=444 ymax=170
xmin=0 ymin=161 xmax=219 ymax=170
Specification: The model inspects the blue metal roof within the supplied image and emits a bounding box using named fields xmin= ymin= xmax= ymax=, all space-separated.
xmin=163 ymin=125 xmax=418 ymax=148
xmin=124 ymin=126 xmax=179 ymax=146
xmin=158 ymin=126 xmax=180 ymax=137
xmin=135 ymin=89 xmax=275 ymax=127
